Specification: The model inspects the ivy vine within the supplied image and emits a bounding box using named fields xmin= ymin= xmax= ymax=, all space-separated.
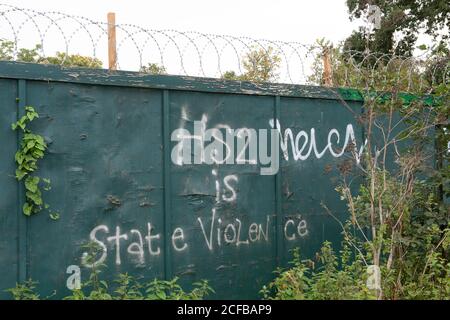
xmin=12 ymin=105 xmax=58 ymax=218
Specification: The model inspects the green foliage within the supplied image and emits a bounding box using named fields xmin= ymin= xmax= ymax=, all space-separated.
xmin=113 ymin=273 xmax=144 ymax=300
xmin=307 ymin=38 xmax=448 ymax=91
xmin=345 ymin=0 xmax=449 ymax=55
xmin=263 ymin=230 xmax=449 ymax=300
xmin=63 ymin=242 xmax=214 ymax=300
xmin=5 ymin=279 xmax=40 ymax=300
xmin=261 ymin=243 xmax=374 ymax=300
xmin=42 ymin=52 xmax=102 ymax=68
xmin=6 ymin=272 xmax=214 ymax=300
xmin=222 ymin=46 xmax=281 ymax=83
xmin=0 ymin=39 xmax=14 ymax=60
xmin=260 ymin=249 xmax=312 ymax=300
xmin=140 ymin=63 xmax=167 ymax=75
xmin=0 ymin=40 xmax=102 ymax=68
xmin=332 ymin=90 xmax=448 ymax=299
xmin=145 ymin=278 xmax=213 ymax=300
xmin=6 ymin=242 xmax=213 ymax=300
xmin=222 ymin=70 xmax=240 ymax=81
xmin=12 ymin=106 xmax=55 ymax=216
xmin=17 ymin=44 xmax=43 ymax=63
xmin=335 ymin=171 xmax=450 ymax=299
xmin=265 ymin=68 xmax=449 ymax=300
xmin=0 ymin=41 xmax=44 ymax=63
xmin=308 ymin=31 xmax=449 ymax=91
xmin=7 ymin=274 xmax=214 ymax=301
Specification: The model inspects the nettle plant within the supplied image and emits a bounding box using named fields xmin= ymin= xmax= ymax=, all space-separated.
xmin=332 ymin=87 xmax=449 ymax=300
xmin=12 ymin=105 xmax=57 ymax=218
xmin=262 ymin=70 xmax=449 ymax=300
xmin=260 ymin=243 xmax=374 ymax=300
xmin=6 ymin=242 xmax=214 ymax=300
xmin=261 ymin=53 xmax=450 ymax=299
xmin=7 ymin=273 xmax=214 ymax=301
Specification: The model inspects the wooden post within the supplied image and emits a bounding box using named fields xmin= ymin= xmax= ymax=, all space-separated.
xmin=107 ymin=12 xmax=117 ymax=70
xmin=322 ymin=47 xmax=332 ymax=87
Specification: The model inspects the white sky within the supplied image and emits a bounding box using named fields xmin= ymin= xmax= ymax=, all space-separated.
xmin=1 ymin=0 xmax=371 ymax=82
xmin=2 ymin=0 xmax=360 ymax=44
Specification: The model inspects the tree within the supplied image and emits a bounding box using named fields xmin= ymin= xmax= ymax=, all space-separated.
xmin=222 ymin=46 xmax=281 ymax=82
xmin=43 ymin=52 xmax=102 ymax=68
xmin=0 ymin=40 xmax=102 ymax=68
xmin=307 ymin=37 xmax=449 ymax=91
xmin=344 ymin=0 xmax=450 ymax=56
xmin=140 ymin=63 xmax=167 ymax=75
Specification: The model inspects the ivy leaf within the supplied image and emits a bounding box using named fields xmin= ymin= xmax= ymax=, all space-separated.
xmin=24 ymin=133 xmax=36 ymax=141
xmin=36 ymin=136 xmax=45 ymax=144
xmin=43 ymin=178 xmax=51 ymax=191
xmin=15 ymin=169 xmax=27 ymax=181
xmin=49 ymin=212 xmax=60 ymax=220
xmin=32 ymin=150 xmax=44 ymax=159
xmin=417 ymin=44 xmax=428 ymax=50
xmin=13 ymin=105 xmax=52 ymax=219
xmin=25 ymin=176 xmax=40 ymax=193
xmin=27 ymin=112 xmax=37 ymax=121
xmin=15 ymin=152 xmax=24 ymax=164
xmin=35 ymin=144 xmax=46 ymax=151
xmin=25 ymin=155 xmax=35 ymax=163
xmin=27 ymin=140 xmax=36 ymax=149
xmin=23 ymin=203 xmax=33 ymax=216
xmin=25 ymin=106 xmax=37 ymax=115
xmin=26 ymin=191 xmax=43 ymax=205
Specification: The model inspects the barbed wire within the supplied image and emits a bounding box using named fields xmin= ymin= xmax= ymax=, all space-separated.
xmin=0 ymin=3 xmax=448 ymax=90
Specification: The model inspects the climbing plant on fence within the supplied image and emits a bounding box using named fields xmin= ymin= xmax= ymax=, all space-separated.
xmin=262 ymin=67 xmax=449 ymax=300
xmin=12 ymin=106 xmax=52 ymax=216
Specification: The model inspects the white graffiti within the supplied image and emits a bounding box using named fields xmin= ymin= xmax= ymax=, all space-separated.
xmin=82 ymin=212 xmax=309 ymax=267
xmin=212 ymin=169 xmax=238 ymax=203
xmin=172 ymin=115 xmax=367 ymax=175
xmin=80 ymin=132 xmax=312 ymax=268
xmin=82 ymin=225 xmax=108 ymax=268
xmin=127 ymin=229 xmax=145 ymax=264
xmin=197 ymin=208 xmax=270 ymax=251
xmin=82 ymin=223 xmax=163 ymax=267
xmin=222 ymin=175 xmax=238 ymax=202
xmin=172 ymin=227 xmax=188 ymax=252
xmin=171 ymin=112 xmax=280 ymax=175
xmin=284 ymin=217 xmax=308 ymax=241
xmin=107 ymin=226 xmax=128 ymax=265
xmin=269 ymin=119 xmax=366 ymax=164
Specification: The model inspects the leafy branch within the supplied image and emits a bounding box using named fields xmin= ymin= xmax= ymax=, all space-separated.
xmin=12 ymin=105 xmax=56 ymax=217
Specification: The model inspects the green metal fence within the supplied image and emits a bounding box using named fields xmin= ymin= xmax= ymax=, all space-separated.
xmin=0 ymin=61 xmax=385 ymax=299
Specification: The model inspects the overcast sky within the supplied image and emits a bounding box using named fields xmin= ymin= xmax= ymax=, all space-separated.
xmin=2 ymin=0 xmax=361 ymax=44
xmin=0 ymin=0 xmax=372 ymax=81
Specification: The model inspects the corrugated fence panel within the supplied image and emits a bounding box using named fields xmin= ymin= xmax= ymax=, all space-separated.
xmin=168 ymin=91 xmax=278 ymax=299
xmin=24 ymin=81 xmax=166 ymax=297
xmin=278 ymin=97 xmax=364 ymax=265
xmin=0 ymin=79 xmax=19 ymax=299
